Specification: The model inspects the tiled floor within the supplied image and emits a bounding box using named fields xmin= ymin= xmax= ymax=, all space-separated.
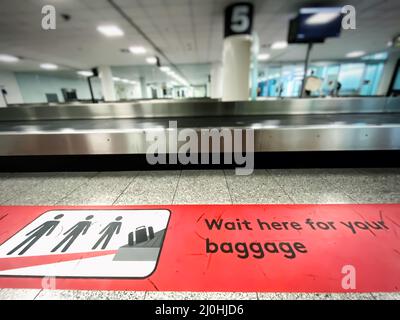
xmin=0 ymin=168 xmax=399 ymax=300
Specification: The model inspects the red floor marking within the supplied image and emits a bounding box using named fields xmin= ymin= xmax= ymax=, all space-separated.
xmin=0 ymin=204 xmax=399 ymax=292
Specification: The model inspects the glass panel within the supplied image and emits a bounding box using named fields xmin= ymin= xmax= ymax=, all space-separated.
xmin=15 ymin=72 xmax=102 ymax=103
xmin=265 ymin=67 xmax=281 ymax=97
xmin=371 ymin=63 xmax=384 ymax=94
xmin=359 ymin=63 xmax=384 ymax=96
xmin=337 ymin=63 xmax=365 ymax=96
xmin=392 ymin=64 xmax=400 ymax=91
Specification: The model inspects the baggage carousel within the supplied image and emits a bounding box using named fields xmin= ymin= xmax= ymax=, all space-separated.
xmin=0 ymin=97 xmax=399 ymax=170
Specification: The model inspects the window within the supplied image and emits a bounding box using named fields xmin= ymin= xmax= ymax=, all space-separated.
xmin=337 ymin=63 xmax=365 ymax=96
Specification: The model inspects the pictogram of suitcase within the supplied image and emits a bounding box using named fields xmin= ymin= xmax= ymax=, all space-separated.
xmin=148 ymin=226 xmax=155 ymax=240
xmin=128 ymin=226 xmax=155 ymax=246
xmin=135 ymin=226 xmax=148 ymax=244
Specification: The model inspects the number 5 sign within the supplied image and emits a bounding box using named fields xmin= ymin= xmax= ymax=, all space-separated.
xmin=224 ymin=3 xmax=254 ymax=38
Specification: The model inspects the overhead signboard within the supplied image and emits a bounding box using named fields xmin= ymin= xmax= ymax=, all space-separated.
xmin=224 ymin=3 xmax=254 ymax=38
xmin=0 ymin=204 xmax=399 ymax=292
xmin=288 ymin=7 xmax=343 ymax=44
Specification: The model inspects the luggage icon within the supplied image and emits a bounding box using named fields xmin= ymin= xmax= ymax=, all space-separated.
xmin=148 ymin=226 xmax=155 ymax=240
xmin=135 ymin=226 xmax=147 ymax=244
xmin=128 ymin=226 xmax=155 ymax=246
xmin=114 ymin=225 xmax=166 ymax=262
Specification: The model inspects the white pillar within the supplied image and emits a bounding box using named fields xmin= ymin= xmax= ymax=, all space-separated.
xmin=222 ymin=35 xmax=252 ymax=101
xmin=250 ymin=32 xmax=259 ymax=100
xmin=98 ymin=66 xmax=116 ymax=101
xmin=139 ymin=76 xmax=147 ymax=99
xmin=210 ymin=63 xmax=223 ymax=99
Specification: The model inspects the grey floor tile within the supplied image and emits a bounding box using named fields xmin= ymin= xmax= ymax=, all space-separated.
xmin=35 ymin=289 xmax=146 ymax=300
xmin=4 ymin=172 xmax=97 ymax=205
xmin=56 ymin=172 xmax=137 ymax=205
xmin=0 ymin=288 xmax=41 ymax=300
xmin=257 ymin=292 xmax=374 ymax=300
xmin=225 ymin=170 xmax=293 ymax=204
xmin=357 ymin=168 xmax=400 ymax=175
xmin=114 ymin=171 xmax=180 ymax=205
xmin=316 ymin=168 xmax=362 ymax=175
xmin=371 ymin=292 xmax=400 ymax=300
xmin=0 ymin=173 xmax=11 ymax=184
xmin=349 ymin=192 xmax=400 ymax=204
xmin=0 ymin=173 xmax=46 ymax=204
xmin=322 ymin=170 xmax=400 ymax=195
xmin=327 ymin=293 xmax=375 ymax=300
xmin=290 ymin=192 xmax=356 ymax=204
xmin=145 ymin=291 xmax=257 ymax=300
xmin=173 ymin=170 xmax=231 ymax=204
xmin=268 ymin=169 xmax=339 ymax=194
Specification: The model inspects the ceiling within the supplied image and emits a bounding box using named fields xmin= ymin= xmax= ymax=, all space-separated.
xmin=112 ymin=63 xmax=211 ymax=85
xmin=0 ymin=0 xmax=399 ymax=73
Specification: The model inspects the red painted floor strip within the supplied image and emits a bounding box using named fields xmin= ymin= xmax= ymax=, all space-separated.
xmin=0 ymin=204 xmax=399 ymax=292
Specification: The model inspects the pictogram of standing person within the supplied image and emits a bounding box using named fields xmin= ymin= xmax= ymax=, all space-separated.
xmin=7 ymin=214 xmax=64 ymax=256
xmin=51 ymin=215 xmax=93 ymax=253
xmin=92 ymin=216 xmax=122 ymax=250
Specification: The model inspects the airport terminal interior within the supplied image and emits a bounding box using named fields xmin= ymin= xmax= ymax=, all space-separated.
xmin=0 ymin=0 xmax=399 ymax=301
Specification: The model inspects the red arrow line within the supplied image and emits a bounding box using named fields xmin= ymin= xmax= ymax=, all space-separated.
xmin=0 ymin=250 xmax=117 ymax=272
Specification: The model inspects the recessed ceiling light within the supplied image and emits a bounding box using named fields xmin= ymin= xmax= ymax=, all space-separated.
xmin=77 ymin=70 xmax=93 ymax=77
xmin=387 ymin=41 xmax=393 ymax=47
xmin=121 ymin=79 xmax=130 ymax=83
xmin=146 ymin=57 xmax=157 ymax=64
xmin=346 ymin=51 xmax=366 ymax=58
xmin=305 ymin=12 xmax=340 ymax=25
xmin=257 ymin=53 xmax=270 ymax=61
xmin=112 ymin=77 xmax=121 ymax=81
xmin=0 ymin=54 xmax=19 ymax=63
xmin=40 ymin=63 xmax=58 ymax=70
xmin=271 ymin=41 xmax=288 ymax=50
xmin=160 ymin=66 xmax=171 ymax=72
xmin=97 ymin=25 xmax=124 ymax=37
xmin=129 ymin=46 xmax=146 ymax=54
